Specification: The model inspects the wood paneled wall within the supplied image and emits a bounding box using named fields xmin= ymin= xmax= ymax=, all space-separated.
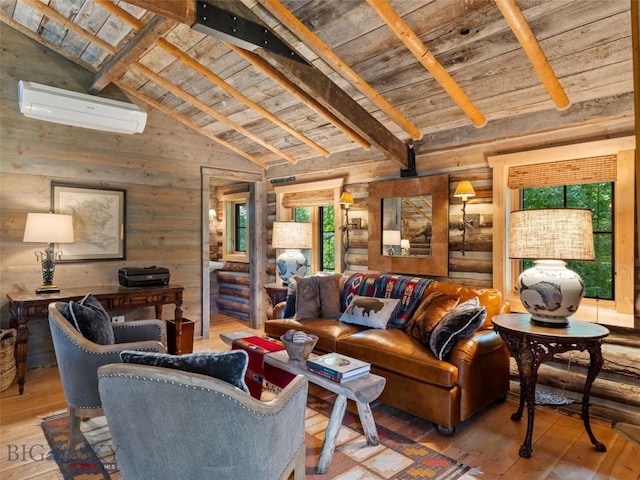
xmin=0 ymin=24 xmax=260 ymax=369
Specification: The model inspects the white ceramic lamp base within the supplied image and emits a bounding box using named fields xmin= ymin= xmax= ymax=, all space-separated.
xmin=517 ymin=260 xmax=585 ymax=326
xmin=276 ymin=249 xmax=308 ymax=286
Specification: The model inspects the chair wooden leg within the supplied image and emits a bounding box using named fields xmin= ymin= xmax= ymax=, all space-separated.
xmin=65 ymin=414 xmax=81 ymax=458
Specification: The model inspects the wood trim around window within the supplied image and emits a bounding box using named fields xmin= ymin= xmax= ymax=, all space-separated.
xmin=488 ymin=136 xmax=635 ymax=328
xmin=274 ymin=178 xmax=345 ymax=275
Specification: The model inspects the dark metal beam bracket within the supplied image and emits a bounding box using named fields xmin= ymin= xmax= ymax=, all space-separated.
xmin=193 ymin=1 xmax=308 ymax=64
xmin=401 ymin=144 xmax=417 ymax=177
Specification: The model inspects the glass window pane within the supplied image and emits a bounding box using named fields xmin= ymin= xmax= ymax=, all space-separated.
xmin=522 ymin=183 xmax=613 ymax=301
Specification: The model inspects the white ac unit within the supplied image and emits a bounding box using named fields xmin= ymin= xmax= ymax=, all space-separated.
xmin=18 ymin=80 xmax=147 ymax=134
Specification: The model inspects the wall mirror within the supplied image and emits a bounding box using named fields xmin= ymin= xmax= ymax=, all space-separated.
xmin=368 ymin=173 xmax=449 ymax=276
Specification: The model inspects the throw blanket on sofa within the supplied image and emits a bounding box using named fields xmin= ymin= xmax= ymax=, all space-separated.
xmin=341 ymin=273 xmax=433 ymax=328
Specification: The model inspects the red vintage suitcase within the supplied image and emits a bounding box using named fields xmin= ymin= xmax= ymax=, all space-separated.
xmin=231 ymin=336 xmax=295 ymax=399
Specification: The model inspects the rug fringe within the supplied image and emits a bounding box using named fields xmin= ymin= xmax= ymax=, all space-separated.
xmin=36 ymin=409 xmax=68 ymax=425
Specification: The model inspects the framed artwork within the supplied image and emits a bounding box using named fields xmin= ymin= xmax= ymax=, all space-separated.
xmin=51 ymin=183 xmax=126 ymax=262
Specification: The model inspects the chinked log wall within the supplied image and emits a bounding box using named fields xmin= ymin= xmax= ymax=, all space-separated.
xmin=213 ymin=165 xmax=640 ymax=424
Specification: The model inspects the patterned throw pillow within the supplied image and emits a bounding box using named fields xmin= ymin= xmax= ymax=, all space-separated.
xmin=405 ymin=292 xmax=460 ymax=344
xmin=340 ymin=273 xmax=433 ymax=329
xmin=339 ymin=295 xmax=400 ymax=329
xmin=429 ymin=297 xmax=486 ymax=360
xmin=59 ymin=293 xmax=115 ymax=345
xmin=120 ymin=350 xmax=250 ymax=393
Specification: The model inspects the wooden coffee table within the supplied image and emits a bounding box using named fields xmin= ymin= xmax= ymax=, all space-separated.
xmin=264 ymin=350 xmax=386 ymax=474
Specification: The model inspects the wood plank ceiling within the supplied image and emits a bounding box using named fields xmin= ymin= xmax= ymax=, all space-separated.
xmin=0 ymin=0 xmax=634 ymax=171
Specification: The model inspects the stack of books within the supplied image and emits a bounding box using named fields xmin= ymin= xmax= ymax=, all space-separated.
xmin=306 ymin=352 xmax=371 ymax=383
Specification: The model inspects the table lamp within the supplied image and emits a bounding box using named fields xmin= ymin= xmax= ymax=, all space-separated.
xmin=509 ymin=208 xmax=594 ymax=326
xmin=272 ymin=221 xmax=312 ymax=285
xmin=23 ymin=212 xmax=74 ymax=294
xmin=382 ymin=229 xmax=402 ymax=256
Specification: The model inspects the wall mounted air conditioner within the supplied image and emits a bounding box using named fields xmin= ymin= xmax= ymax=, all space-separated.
xmin=18 ymin=80 xmax=147 ymax=134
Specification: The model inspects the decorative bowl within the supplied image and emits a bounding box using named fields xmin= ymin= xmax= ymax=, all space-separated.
xmin=280 ymin=334 xmax=318 ymax=361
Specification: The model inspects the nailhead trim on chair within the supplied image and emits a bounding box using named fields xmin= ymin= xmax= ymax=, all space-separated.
xmin=99 ymin=372 xmax=305 ymax=416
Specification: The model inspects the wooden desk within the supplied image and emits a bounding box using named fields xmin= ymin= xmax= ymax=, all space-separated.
xmin=492 ymin=313 xmax=609 ymax=458
xmin=7 ymin=284 xmax=184 ymax=394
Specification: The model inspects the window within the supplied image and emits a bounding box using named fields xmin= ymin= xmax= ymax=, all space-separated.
xmin=521 ymin=183 xmax=614 ymax=300
xmin=234 ymin=203 xmax=247 ymax=252
xmin=221 ymin=191 xmax=250 ymax=263
xmin=488 ymin=137 xmax=635 ymax=328
xmin=273 ymin=178 xmax=344 ymax=280
xmin=319 ymin=206 xmax=336 ymax=271
xmin=292 ymin=205 xmax=336 ymax=274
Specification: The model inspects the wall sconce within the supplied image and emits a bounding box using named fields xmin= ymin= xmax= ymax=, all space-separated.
xmin=453 ymin=180 xmax=476 ymax=256
xmin=209 ymin=208 xmax=217 ymax=228
xmin=23 ymin=212 xmax=74 ymax=293
xmin=339 ymin=191 xmax=355 ymax=248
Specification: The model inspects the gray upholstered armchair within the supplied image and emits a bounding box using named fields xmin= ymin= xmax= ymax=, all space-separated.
xmin=47 ymin=302 xmax=165 ymax=456
xmin=98 ymin=363 xmax=308 ymax=480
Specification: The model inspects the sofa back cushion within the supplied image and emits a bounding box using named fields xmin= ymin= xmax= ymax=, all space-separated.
xmin=341 ymin=273 xmax=433 ymax=329
xmin=428 ymin=281 xmax=505 ymax=329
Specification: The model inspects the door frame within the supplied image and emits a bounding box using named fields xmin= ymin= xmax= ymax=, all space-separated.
xmin=201 ymin=167 xmax=266 ymax=337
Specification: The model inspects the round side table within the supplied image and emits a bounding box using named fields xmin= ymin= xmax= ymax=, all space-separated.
xmin=492 ymin=313 xmax=609 ymax=458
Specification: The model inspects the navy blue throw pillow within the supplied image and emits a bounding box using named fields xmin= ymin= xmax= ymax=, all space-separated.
xmin=429 ymin=298 xmax=486 ymax=360
xmin=59 ymin=293 xmax=115 ymax=345
xmin=120 ymin=350 xmax=250 ymax=393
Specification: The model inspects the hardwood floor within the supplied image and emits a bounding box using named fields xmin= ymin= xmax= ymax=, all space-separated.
xmin=1 ymin=314 xmax=639 ymax=479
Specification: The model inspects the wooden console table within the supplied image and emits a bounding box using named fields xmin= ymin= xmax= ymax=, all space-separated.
xmin=7 ymin=284 xmax=184 ymax=395
xmin=492 ymin=313 xmax=609 ymax=458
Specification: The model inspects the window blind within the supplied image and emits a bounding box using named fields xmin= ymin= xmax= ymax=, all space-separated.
xmin=281 ymin=188 xmax=334 ymax=208
xmin=507 ymin=155 xmax=616 ymax=189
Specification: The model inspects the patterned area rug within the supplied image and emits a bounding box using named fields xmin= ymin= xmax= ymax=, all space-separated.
xmin=41 ymin=395 xmax=480 ymax=479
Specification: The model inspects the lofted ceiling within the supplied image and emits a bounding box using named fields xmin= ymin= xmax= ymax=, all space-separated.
xmin=0 ymin=0 xmax=635 ymax=172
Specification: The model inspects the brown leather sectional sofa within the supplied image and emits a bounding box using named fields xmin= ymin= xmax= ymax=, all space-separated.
xmin=265 ymin=273 xmax=511 ymax=435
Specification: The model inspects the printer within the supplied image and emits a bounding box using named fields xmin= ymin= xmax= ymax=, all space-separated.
xmin=118 ymin=266 xmax=170 ymax=287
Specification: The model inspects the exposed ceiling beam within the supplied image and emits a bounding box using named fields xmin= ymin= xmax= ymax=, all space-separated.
xmin=0 ymin=13 xmax=98 ymax=73
xmin=255 ymin=0 xmax=422 ymax=141
xmin=259 ymin=51 xmax=408 ymax=167
xmin=367 ymin=0 xmax=487 ymax=129
xmin=202 ymin=0 xmax=406 ymax=167
xmin=494 ymin=0 xmax=570 ymax=110
xmin=226 ymin=44 xmax=371 ymax=150
xmin=119 ymin=0 xmax=196 ymax=25
xmin=23 ymin=0 xmax=281 ymax=166
xmin=116 ymin=80 xmax=267 ymax=168
xmin=133 ymin=62 xmax=297 ymax=164
xmin=158 ymin=38 xmax=330 ymax=158
xmin=95 ymin=0 xmax=329 ymax=158
xmin=119 ymin=0 xmax=407 ymax=165
xmin=22 ymin=0 xmax=116 ymax=54
xmin=90 ymin=13 xmax=177 ymax=93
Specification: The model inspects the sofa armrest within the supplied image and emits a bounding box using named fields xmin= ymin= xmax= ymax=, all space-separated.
xmin=447 ymin=329 xmax=506 ymax=371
